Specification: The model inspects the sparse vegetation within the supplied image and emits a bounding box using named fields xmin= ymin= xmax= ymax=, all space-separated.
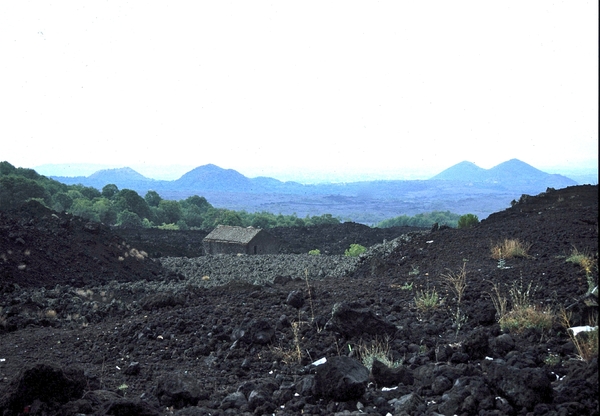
xmin=408 ymin=265 xmax=420 ymax=276
xmin=271 ymin=321 xmax=304 ymax=365
xmin=489 ymin=279 xmax=554 ymax=333
xmin=357 ymin=337 xmax=403 ymax=370
xmin=558 ymin=307 xmax=598 ymax=361
xmin=441 ymin=262 xmax=468 ymax=335
xmin=490 ymin=239 xmax=532 ymax=259
xmin=566 ymin=247 xmax=597 ymax=294
xmin=414 ymin=287 xmax=441 ymax=311
xmin=441 ymin=262 xmax=467 ymax=305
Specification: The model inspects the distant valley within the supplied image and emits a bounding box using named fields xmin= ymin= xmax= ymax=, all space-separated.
xmin=49 ymin=159 xmax=582 ymax=225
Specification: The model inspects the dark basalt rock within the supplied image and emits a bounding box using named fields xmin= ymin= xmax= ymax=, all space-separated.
xmin=371 ymin=359 xmax=414 ymax=387
xmin=312 ymin=356 xmax=370 ymax=401
xmin=485 ymin=360 xmax=553 ymax=409
xmin=156 ymin=373 xmax=208 ymax=409
xmin=325 ymin=302 xmax=397 ymax=337
xmin=0 ymin=364 xmax=87 ymax=414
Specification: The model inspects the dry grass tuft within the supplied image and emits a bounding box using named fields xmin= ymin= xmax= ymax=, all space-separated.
xmin=441 ymin=262 xmax=467 ymax=305
xmin=271 ymin=321 xmax=304 ymax=364
xmin=490 ymin=239 xmax=532 ymax=260
xmin=566 ymin=248 xmax=595 ymax=272
xmin=489 ymin=279 xmax=553 ymax=333
xmin=558 ymin=307 xmax=598 ymax=361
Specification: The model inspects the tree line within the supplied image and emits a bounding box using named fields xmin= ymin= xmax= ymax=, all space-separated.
xmin=0 ymin=161 xmax=339 ymax=229
xmin=374 ymin=210 xmax=462 ymax=228
xmin=0 ymin=161 xmax=472 ymax=230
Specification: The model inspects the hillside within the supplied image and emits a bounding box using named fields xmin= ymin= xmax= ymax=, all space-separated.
xmin=0 ymin=185 xmax=597 ymax=415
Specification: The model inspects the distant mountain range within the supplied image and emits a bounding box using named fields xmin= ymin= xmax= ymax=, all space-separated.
xmin=49 ymin=159 xmax=581 ymax=224
xmin=431 ymin=158 xmax=576 ymax=186
xmin=50 ymin=159 xmax=577 ymax=193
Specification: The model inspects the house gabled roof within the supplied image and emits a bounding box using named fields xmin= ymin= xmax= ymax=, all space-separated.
xmin=203 ymin=225 xmax=262 ymax=245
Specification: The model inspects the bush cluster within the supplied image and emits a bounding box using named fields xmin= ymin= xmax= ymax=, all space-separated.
xmin=376 ymin=210 xmax=461 ymax=228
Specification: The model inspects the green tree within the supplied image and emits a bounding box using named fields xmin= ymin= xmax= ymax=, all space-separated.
xmin=69 ymin=198 xmax=100 ymax=221
xmin=306 ymin=213 xmax=340 ymax=226
xmin=183 ymin=195 xmax=212 ymax=212
xmin=180 ymin=204 xmax=205 ymax=228
xmin=0 ymin=175 xmax=50 ymax=210
xmin=218 ymin=210 xmax=243 ymax=226
xmin=67 ymin=189 xmax=85 ymax=201
xmin=0 ymin=161 xmax=17 ymax=176
xmin=376 ymin=211 xmax=461 ymax=228
xmin=114 ymin=189 xmax=152 ymax=221
xmin=92 ymin=197 xmax=117 ymax=225
xmin=251 ymin=212 xmax=278 ymax=229
xmin=52 ymin=192 xmax=74 ymax=211
xmin=117 ymin=210 xmax=143 ymax=228
xmin=457 ymin=213 xmax=479 ymax=229
xmin=144 ymin=190 xmax=162 ymax=207
xmin=102 ymin=184 xmax=119 ymax=199
xmin=72 ymin=184 xmax=101 ymax=200
xmin=158 ymin=200 xmax=182 ymax=224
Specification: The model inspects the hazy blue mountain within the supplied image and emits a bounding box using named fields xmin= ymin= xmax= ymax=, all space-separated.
xmin=485 ymin=159 xmax=549 ymax=181
xmin=88 ymin=167 xmax=156 ymax=183
xmin=429 ymin=161 xmax=487 ymax=181
xmin=172 ymin=164 xmax=253 ymax=191
xmin=431 ymin=158 xmax=576 ymax=189
xmin=51 ymin=167 xmax=162 ymax=190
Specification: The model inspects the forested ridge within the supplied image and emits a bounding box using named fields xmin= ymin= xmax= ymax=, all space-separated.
xmin=0 ymin=161 xmax=463 ymax=229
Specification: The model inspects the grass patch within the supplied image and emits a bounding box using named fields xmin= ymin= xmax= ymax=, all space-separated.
xmin=414 ymin=287 xmax=441 ymax=311
xmin=489 ymin=279 xmax=553 ymax=333
xmin=358 ymin=337 xmax=403 ymax=370
xmin=566 ymin=247 xmax=597 ymax=294
xmin=490 ymin=239 xmax=532 ymax=260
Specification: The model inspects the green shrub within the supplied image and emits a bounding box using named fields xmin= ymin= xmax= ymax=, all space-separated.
xmin=344 ymin=244 xmax=366 ymax=257
xmin=457 ymin=213 xmax=479 ymax=229
xmin=414 ymin=288 xmax=441 ymax=311
xmin=308 ymin=249 xmax=321 ymax=255
xmin=358 ymin=338 xmax=403 ymax=370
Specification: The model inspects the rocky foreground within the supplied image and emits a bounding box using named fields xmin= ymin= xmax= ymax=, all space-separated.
xmin=0 ymin=185 xmax=598 ymax=415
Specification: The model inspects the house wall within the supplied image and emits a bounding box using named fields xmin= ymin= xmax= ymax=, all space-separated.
xmin=246 ymin=232 xmax=280 ymax=254
xmin=203 ymin=241 xmax=246 ymax=255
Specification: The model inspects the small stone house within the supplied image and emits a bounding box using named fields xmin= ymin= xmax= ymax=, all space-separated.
xmin=202 ymin=225 xmax=280 ymax=255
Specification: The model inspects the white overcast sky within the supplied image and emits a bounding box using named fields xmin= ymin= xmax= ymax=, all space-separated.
xmin=1 ymin=1 xmax=598 ymax=182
